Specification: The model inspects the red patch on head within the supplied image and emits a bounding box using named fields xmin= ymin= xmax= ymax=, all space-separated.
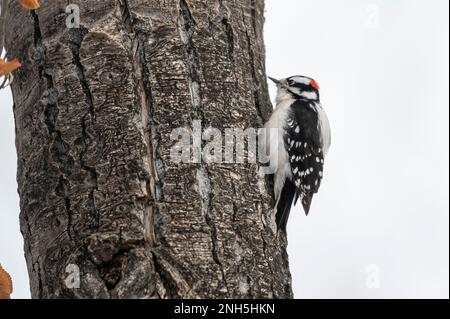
xmin=310 ymin=79 xmax=320 ymax=91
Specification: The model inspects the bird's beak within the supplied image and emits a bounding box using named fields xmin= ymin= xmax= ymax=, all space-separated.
xmin=268 ymin=77 xmax=280 ymax=85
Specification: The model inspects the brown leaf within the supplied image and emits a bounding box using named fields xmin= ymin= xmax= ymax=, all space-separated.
xmin=0 ymin=58 xmax=22 ymax=77
xmin=18 ymin=0 xmax=40 ymax=10
xmin=0 ymin=263 xmax=13 ymax=299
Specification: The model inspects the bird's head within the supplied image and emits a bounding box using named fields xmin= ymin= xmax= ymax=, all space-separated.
xmin=269 ymin=75 xmax=320 ymax=104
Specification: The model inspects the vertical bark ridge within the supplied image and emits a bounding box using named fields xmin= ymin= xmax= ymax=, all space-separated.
xmin=119 ymin=0 xmax=157 ymax=249
xmin=179 ymin=0 xmax=229 ymax=293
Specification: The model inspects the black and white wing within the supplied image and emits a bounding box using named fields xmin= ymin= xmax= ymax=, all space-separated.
xmin=285 ymin=99 xmax=325 ymax=215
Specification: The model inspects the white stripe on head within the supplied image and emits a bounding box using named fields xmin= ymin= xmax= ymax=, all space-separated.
xmin=299 ymin=91 xmax=318 ymax=100
xmin=287 ymin=87 xmax=318 ymax=101
xmin=289 ymin=76 xmax=311 ymax=85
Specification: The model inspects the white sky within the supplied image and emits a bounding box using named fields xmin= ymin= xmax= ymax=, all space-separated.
xmin=1 ymin=0 xmax=449 ymax=299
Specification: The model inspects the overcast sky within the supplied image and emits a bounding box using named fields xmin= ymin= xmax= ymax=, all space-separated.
xmin=1 ymin=0 xmax=449 ymax=299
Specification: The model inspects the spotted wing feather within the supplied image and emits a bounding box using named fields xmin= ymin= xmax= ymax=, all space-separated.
xmin=284 ymin=99 xmax=325 ymax=215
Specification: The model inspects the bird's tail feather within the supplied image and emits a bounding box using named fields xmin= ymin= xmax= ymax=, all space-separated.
xmin=300 ymin=194 xmax=313 ymax=216
xmin=276 ymin=179 xmax=297 ymax=233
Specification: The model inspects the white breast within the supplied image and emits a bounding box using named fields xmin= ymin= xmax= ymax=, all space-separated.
xmin=263 ymin=98 xmax=295 ymax=200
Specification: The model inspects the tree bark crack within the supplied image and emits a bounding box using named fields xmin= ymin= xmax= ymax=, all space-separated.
xmin=68 ymin=27 xmax=100 ymax=232
xmin=34 ymin=261 xmax=43 ymax=299
xmin=32 ymin=10 xmax=77 ymax=240
xmin=151 ymin=250 xmax=198 ymax=299
xmin=218 ymin=0 xmax=235 ymax=63
xmin=119 ymin=0 xmax=158 ymax=249
xmin=250 ymin=0 xmax=258 ymax=36
xmin=244 ymin=28 xmax=265 ymax=124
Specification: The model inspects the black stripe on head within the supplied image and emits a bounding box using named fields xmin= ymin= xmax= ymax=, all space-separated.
xmin=289 ymin=82 xmax=311 ymax=92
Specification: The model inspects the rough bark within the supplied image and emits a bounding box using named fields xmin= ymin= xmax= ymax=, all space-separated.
xmin=4 ymin=0 xmax=292 ymax=299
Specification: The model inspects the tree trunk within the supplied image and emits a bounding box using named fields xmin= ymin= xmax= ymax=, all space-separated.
xmin=4 ymin=0 xmax=292 ymax=299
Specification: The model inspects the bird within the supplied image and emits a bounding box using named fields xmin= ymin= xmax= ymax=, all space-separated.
xmin=263 ymin=75 xmax=331 ymax=233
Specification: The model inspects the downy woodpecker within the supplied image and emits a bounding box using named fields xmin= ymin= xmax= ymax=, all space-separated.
xmin=264 ymin=75 xmax=331 ymax=232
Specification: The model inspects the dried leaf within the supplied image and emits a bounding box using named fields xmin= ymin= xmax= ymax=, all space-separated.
xmin=0 ymin=264 xmax=13 ymax=299
xmin=0 ymin=58 xmax=21 ymax=77
xmin=18 ymin=0 xmax=40 ymax=10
